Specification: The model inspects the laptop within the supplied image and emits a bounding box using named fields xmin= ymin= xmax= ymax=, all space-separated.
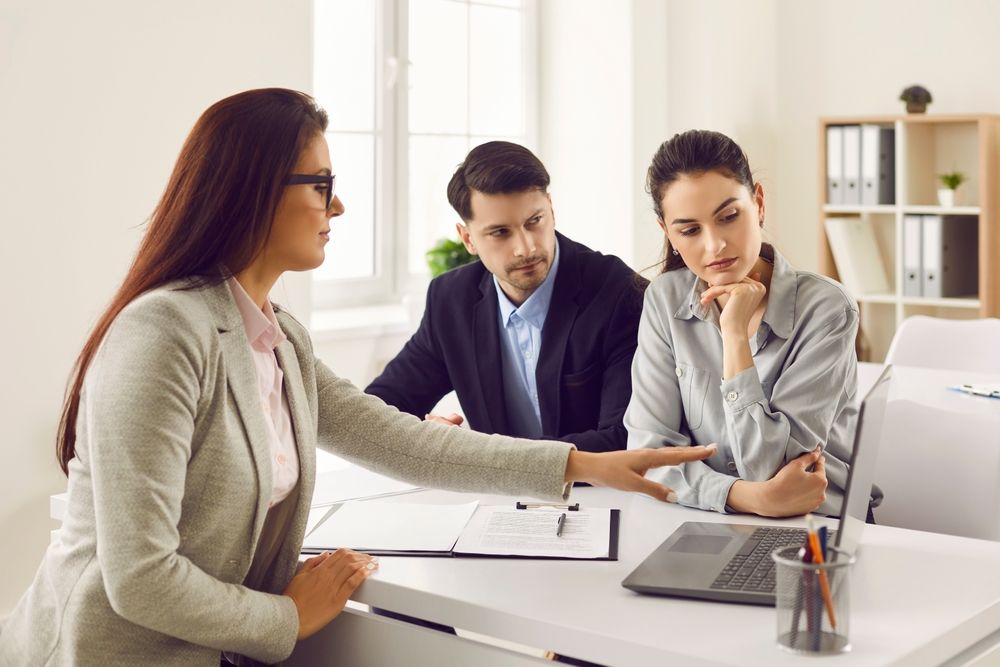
xmin=621 ymin=365 xmax=892 ymax=606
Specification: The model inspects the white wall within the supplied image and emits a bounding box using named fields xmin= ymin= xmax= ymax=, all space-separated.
xmin=537 ymin=0 xmax=636 ymax=265
xmin=537 ymin=0 xmax=1000 ymax=276
xmin=536 ymin=0 xmax=777 ymax=275
xmin=0 ymin=0 xmax=312 ymax=613
xmin=773 ymin=0 xmax=1000 ymax=269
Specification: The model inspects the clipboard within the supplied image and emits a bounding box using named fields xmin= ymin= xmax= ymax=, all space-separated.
xmin=302 ymin=501 xmax=620 ymax=561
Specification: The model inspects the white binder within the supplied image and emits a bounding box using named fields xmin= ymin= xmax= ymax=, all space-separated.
xmin=842 ymin=125 xmax=862 ymax=205
xmin=824 ymin=217 xmax=890 ymax=296
xmin=826 ymin=126 xmax=844 ymax=205
xmin=861 ymin=125 xmax=895 ymax=206
xmin=921 ymin=215 xmax=978 ymax=298
xmin=903 ymin=215 xmax=923 ymax=297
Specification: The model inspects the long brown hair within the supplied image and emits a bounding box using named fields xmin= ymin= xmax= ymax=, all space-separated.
xmin=56 ymin=88 xmax=329 ymax=474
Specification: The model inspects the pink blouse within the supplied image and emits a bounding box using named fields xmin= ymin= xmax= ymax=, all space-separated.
xmin=228 ymin=278 xmax=299 ymax=507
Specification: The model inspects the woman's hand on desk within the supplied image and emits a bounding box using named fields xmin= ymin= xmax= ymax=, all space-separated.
xmin=565 ymin=445 xmax=717 ymax=502
xmin=726 ymin=447 xmax=828 ymax=517
xmin=283 ymin=548 xmax=379 ymax=640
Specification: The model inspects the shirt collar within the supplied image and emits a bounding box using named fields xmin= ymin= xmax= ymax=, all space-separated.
xmin=227 ymin=277 xmax=287 ymax=351
xmin=673 ymin=244 xmax=795 ymax=339
xmin=494 ymin=241 xmax=561 ymax=329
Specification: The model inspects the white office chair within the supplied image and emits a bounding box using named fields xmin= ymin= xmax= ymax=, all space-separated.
xmin=884 ymin=315 xmax=1000 ymax=374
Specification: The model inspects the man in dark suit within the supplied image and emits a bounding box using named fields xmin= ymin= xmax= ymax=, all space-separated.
xmin=366 ymin=141 xmax=646 ymax=453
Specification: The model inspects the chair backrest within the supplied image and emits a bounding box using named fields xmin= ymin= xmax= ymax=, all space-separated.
xmin=884 ymin=315 xmax=1000 ymax=374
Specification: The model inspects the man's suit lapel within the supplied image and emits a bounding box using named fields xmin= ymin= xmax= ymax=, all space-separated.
xmin=537 ymin=234 xmax=580 ymax=437
xmin=473 ymin=273 xmax=509 ymax=434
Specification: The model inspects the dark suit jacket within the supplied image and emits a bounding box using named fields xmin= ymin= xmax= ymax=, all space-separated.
xmin=366 ymin=232 xmax=647 ymax=453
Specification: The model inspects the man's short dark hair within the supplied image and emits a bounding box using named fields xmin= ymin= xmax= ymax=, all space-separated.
xmin=446 ymin=141 xmax=550 ymax=221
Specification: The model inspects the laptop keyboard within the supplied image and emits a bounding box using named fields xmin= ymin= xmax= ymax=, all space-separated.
xmin=709 ymin=527 xmax=809 ymax=593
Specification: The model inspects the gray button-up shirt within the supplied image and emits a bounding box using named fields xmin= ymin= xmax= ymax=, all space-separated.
xmin=624 ymin=246 xmax=859 ymax=516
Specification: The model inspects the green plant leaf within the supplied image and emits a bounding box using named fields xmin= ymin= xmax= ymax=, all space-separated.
xmin=426 ymin=237 xmax=477 ymax=277
xmin=937 ymin=171 xmax=965 ymax=190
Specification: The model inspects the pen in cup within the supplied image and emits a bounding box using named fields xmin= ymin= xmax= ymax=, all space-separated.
xmin=555 ymin=512 xmax=566 ymax=537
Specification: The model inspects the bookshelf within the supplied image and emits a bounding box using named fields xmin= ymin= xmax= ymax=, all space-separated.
xmin=818 ymin=114 xmax=1000 ymax=361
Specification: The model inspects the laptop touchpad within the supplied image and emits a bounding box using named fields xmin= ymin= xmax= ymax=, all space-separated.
xmin=669 ymin=535 xmax=732 ymax=554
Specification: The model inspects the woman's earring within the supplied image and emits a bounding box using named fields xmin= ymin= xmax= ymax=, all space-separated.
xmin=672 ymin=248 xmax=679 ymax=256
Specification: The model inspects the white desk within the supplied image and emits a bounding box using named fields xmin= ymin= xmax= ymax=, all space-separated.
xmin=859 ymin=363 xmax=1000 ymax=541
xmin=880 ymin=367 xmax=1000 ymax=539
xmin=289 ymin=487 xmax=1000 ymax=666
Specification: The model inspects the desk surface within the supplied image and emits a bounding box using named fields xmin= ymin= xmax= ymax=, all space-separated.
xmin=343 ymin=486 xmax=1000 ymax=666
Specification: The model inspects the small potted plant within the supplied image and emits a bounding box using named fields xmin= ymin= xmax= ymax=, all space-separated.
xmin=899 ymin=85 xmax=932 ymax=114
xmin=426 ymin=237 xmax=476 ymax=277
xmin=937 ymin=171 xmax=965 ymax=208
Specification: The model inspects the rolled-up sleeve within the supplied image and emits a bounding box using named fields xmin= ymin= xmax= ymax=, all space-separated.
xmin=721 ymin=307 xmax=859 ymax=481
xmin=625 ymin=288 xmax=737 ymax=512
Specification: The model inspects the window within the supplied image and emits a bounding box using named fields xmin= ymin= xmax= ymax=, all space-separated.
xmin=312 ymin=0 xmax=537 ymax=310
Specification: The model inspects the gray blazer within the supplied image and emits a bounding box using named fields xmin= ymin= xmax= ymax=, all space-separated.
xmin=0 ymin=281 xmax=572 ymax=666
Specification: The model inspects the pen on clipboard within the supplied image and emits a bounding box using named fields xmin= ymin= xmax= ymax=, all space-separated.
xmin=555 ymin=512 xmax=566 ymax=537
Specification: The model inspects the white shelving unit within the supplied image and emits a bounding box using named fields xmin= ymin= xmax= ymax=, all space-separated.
xmin=819 ymin=114 xmax=1000 ymax=361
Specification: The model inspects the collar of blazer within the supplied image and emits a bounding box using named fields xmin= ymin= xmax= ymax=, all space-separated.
xmin=471 ymin=232 xmax=583 ymax=436
xmin=193 ymin=279 xmax=316 ymax=554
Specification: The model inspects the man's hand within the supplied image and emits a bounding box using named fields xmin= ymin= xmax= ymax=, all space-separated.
xmin=424 ymin=413 xmax=464 ymax=427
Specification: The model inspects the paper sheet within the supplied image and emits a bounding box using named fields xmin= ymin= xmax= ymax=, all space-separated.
xmin=453 ymin=506 xmax=611 ymax=559
xmin=303 ymin=501 xmax=479 ymax=552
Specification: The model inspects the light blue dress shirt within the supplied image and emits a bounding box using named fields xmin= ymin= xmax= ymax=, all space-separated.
xmin=494 ymin=243 xmax=561 ymax=438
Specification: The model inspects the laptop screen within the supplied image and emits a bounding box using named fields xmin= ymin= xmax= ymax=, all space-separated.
xmin=834 ymin=365 xmax=893 ymax=554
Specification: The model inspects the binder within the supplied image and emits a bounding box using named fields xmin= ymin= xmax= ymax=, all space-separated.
xmin=826 ymin=126 xmax=844 ymax=205
xmin=824 ymin=217 xmax=890 ymax=295
xmin=921 ymin=215 xmax=978 ymax=298
xmin=302 ymin=500 xmax=621 ymax=561
xmin=861 ymin=125 xmax=895 ymax=205
xmin=842 ymin=125 xmax=862 ymax=205
xmin=903 ymin=215 xmax=923 ymax=297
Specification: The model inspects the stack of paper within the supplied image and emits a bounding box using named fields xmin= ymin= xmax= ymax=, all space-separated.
xmin=302 ymin=501 xmax=618 ymax=560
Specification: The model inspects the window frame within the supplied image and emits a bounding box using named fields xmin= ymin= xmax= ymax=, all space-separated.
xmin=311 ymin=0 xmax=539 ymax=313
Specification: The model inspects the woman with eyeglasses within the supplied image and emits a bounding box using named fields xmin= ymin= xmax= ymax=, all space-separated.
xmin=0 ymin=89 xmax=713 ymax=666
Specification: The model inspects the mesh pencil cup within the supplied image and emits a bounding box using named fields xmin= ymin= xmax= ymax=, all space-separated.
xmin=772 ymin=545 xmax=856 ymax=655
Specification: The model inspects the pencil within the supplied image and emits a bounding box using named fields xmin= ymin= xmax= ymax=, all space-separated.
xmin=805 ymin=514 xmax=837 ymax=629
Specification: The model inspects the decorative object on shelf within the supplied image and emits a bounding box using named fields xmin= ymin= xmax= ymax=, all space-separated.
xmin=426 ymin=237 xmax=476 ymax=277
xmin=937 ymin=171 xmax=965 ymax=207
xmin=899 ymin=85 xmax=932 ymax=114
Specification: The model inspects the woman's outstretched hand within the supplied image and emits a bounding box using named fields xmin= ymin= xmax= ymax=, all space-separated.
xmin=565 ymin=445 xmax=716 ymax=502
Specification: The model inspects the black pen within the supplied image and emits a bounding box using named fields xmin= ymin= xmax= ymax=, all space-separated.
xmin=555 ymin=512 xmax=566 ymax=537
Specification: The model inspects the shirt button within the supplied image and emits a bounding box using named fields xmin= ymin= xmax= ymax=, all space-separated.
xmin=726 ymin=391 xmax=739 ymax=403
xmin=276 ymin=453 xmax=286 ymax=465
xmin=675 ymin=367 xmax=684 ymax=378
xmin=727 ymin=461 xmax=737 ymax=471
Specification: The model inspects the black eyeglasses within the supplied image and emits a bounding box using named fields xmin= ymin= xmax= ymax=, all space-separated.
xmin=286 ymin=173 xmax=337 ymax=210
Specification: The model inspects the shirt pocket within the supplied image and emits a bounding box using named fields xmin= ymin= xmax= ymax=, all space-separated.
xmin=676 ymin=362 xmax=711 ymax=431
